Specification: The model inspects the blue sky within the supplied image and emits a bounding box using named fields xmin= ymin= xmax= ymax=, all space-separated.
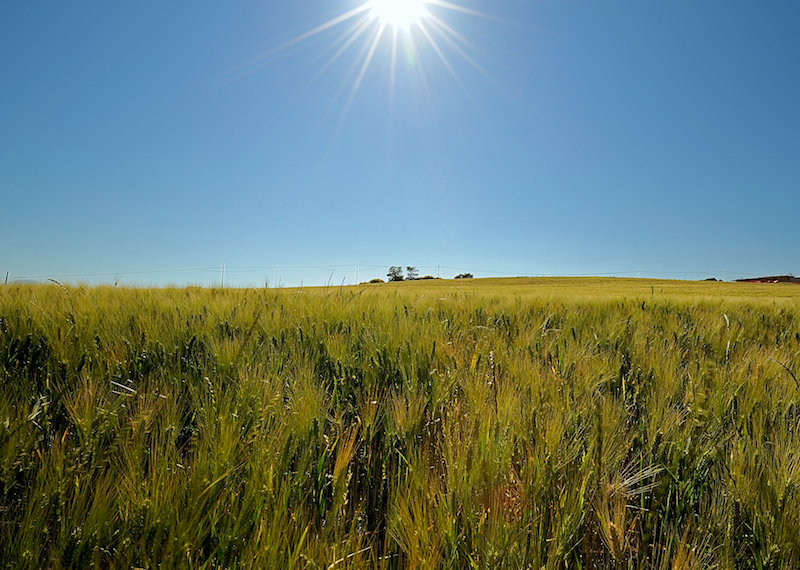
xmin=2 ymin=0 xmax=798 ymax=286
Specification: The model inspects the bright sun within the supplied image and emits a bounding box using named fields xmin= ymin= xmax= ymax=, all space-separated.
xmin=367 ymin=0 xmax=429 ymax=31
xmin=257 ymin=0 xmax=495 ymax=118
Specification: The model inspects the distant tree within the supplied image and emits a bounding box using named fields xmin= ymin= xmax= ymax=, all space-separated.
xmin=387 ymin=266 xmax=404 ymax=282
xmin=369 ymin=278 xmax=385 ymax=284
xmin=406 ymin=266 xmax=419 ymax=281
xmin=455 ymin=273 xmax=473 ymax=279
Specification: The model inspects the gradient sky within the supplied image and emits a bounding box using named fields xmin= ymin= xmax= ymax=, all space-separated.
xmin=2 ymin=1 xmax=799 ymax=287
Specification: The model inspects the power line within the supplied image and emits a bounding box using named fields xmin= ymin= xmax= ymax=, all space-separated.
xmin=6 ymin=264 xmax=784 ymax=285
xmin=11 ymin=267 xmax=220 ymax=279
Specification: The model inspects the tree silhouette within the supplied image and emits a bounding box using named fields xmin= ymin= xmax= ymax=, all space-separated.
xmin=387 ymin=266 xmax=404 ymax=282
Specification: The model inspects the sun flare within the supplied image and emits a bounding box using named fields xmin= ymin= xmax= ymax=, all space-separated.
xmin=254 ymin=0 xmax=496 ymax=119
xmin=367 ymin=0 xmax=429 ymax=31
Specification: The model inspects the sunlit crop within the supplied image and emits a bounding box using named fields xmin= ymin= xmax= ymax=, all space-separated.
xmin=1 ymin=278 xmax=798 ymax=568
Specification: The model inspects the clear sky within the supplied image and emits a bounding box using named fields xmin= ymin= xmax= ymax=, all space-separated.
xmin=2 ymin=1 xmax=799 ymax=287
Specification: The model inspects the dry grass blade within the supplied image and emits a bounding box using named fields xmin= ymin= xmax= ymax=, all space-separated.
xmin=768 ymin=357 xmax=800 ymax=388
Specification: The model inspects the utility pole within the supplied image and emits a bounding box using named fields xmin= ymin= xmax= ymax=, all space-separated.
xmin=4 ymin=272 xmax=8 ymax=286
xmin=275 ymin=268 xmax=278 ymax=289
xmin=437 ymin=264 xmax=440 ymax=279
xmin=221 ymin=264 xmax=225 ymax=288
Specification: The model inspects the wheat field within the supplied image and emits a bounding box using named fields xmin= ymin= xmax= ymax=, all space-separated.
xmin=1 ymin=278 xmax=798 ymax=569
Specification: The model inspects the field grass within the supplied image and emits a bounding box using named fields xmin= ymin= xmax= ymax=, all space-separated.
xmin=1 ymin=277 xmax=799 ymax=569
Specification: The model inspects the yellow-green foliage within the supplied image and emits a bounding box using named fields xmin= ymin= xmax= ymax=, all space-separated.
xmin=0 ymin=278 xmax=799 ymax=569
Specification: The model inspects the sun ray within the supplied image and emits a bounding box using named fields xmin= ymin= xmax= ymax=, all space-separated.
xmin=309 ymin=14 xmax=374 ymax=84
xmin=342 ymin=22 xmax=388 ymax=119
xmin=427 ymin=0 xmax=505 ymax=23
xmin=353 ymin=23 xmax=388 ymax=96
xmin=318 ymin=24 xmax=390 ymax=156
xmin=266 ymin=5 xmax=372 ymax=58
xmin=404 ymin=32 xmax=435 ymax=111
xmin=339 ymin=24 xmax=387 ymax=98
xmin=227 ymin=0 xmax=502 ymax=120
xmin=208 ymin=5 xmax=372 ymax=91
xmin=389 ymin=27 xmax=399 ymax=109
xmin=426 ymin=14 xmax=495 ymax=84
xmin=315 ymin=22 xmax=384 ymax=122
xmin=417 ymin=21 xmax=471 ymax=100
xmin=257 ymin=14 xmax=376 ymax=127
xmin=425 ymin=12 xmax=473 ymax=49
xmin=313 ymin=13 xmax=374 ymax=64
